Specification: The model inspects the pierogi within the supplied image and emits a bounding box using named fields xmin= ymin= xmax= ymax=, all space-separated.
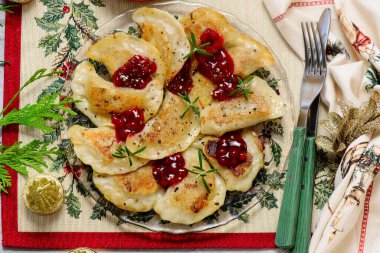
xmin=69 ymin=125 xmax=148 ymax=175
xmin=68 ymin=6 xmax=286 ymax=226
xmin=132 ymin=7 xmax=190 ymax=81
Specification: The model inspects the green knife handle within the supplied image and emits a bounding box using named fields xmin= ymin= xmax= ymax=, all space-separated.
xmin=275 ymin=127 xmax=306 ymax=249
xmin=291 ymin=137 xmax=316 ymax=253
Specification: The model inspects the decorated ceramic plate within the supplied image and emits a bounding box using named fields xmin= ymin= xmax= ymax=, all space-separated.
xmin=60 ymin=1 xmax=295 ymax=234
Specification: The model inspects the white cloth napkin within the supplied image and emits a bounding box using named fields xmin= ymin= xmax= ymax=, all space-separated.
xmin=262 ymin=0 xmax=380 ymax=252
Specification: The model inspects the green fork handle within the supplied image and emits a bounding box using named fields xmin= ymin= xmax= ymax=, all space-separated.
xmin=275 ymin=127 xmax=306 ymax=249
xmin=291 ymin=136 xmax=316 ymax=253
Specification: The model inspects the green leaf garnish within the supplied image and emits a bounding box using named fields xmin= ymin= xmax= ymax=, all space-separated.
xmin=0 ymin=93 xmax=79 ymax=133
xmin=186 ymin=149 xmax=219 ymax=194
xmin=1 ymin=68 xmax=62 ymax=116
xmin=0 ymin=68 xmax=76 ymax=193
xmin=229 ymin=75 xmax=255 ymax=100
xmin=183 ymin=31 xmax=213 ymax=60
xmin=178 ymin=91 xmax=200 ymax=119
xmin=0 ymin=141 xmax=61 ymax=194
xmin=112 ymin=145 xmax=146 ymax=166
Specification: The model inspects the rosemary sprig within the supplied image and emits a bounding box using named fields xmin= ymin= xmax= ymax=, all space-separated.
xmin=186 ymin=149 xmax=219 ymax=194
xmin=178 ymin=92 xmax=200 ymax=119
xmin=112 ymin=145 xmax=146 ymax=166
xmin=229 ymin=75 xmax=255 ymax=100
xmin=183 ymin=31 xmax=213 ymax=60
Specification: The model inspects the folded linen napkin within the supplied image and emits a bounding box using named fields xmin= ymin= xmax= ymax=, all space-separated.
xmin=263 ymin=0 xmax=380 ymax=252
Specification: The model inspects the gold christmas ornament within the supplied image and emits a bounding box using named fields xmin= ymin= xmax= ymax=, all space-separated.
xmin=69 ymin=248 xmax=97 ymax=253
xmin=22 ymin=174 xmax=64 ymax=215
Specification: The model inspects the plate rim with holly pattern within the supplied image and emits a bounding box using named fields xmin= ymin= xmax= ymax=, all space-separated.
xmin=59 ymin=0 xmax=295 ymax=234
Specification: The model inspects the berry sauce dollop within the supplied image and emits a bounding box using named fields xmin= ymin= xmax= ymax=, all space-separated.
xmin=200 ymin=28 xmax=224 ymax=54
xmin=152 ymin=153 xmax=188 ymax=188
xmin=111 ymin=107 xmax=145 ymax=142
xmin=112 ymin=55 xmax=157 ymax=89
xmin=167 ymin=58 xmax=193 ymax=95
xmin=195 ymin=29 xmax=237 ymax=102
xmin=214 ymin=132 xmax=248 ymax=169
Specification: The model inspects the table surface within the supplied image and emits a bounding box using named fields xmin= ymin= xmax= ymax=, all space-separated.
xmin=0 ymin=1 xmax=286 ymax=252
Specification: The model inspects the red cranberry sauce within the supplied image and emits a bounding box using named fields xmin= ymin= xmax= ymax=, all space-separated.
xmin=195 ymin=29 xmax=237 ymax=102
xmin=214 ymin=132 xmax=248 ymax=169
xmin=111 ymin=107 xmax=145 ymax=142
xmin=212 ymin=74 xmax=239 ymax=102
xmin=200 ymin=28 xmax=224 ymax=54
xmin=152 ymin=153 xmax=188 ymax=187
xmin=196 ymin=48 xmax=234 ymax=84
xmin=112 ymin=55 xmax=157 ymax=89
xmin=167 ymin=58 xmax=193 ymax=95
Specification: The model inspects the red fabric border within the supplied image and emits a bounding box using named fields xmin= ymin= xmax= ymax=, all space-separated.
xmin=1 ymin=3 xmax=276 ymax=249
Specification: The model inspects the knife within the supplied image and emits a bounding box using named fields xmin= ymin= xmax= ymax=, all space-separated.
xmin=291 ymin=10 xmax=331 ymax=253
xmin=275 ymin=8 xmax=331 ymax=249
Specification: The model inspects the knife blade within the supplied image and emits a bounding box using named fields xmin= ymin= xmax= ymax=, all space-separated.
xmin=291 ymin=9 xmax=331 ymax=253
xmin=275 ymin=8 xmax=331 ymax=249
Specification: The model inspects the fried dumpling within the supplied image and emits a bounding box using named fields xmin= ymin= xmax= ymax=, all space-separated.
xmin=86 ymin=32 xmax=166 ymax=76
xmin=132 ymin=7 xmax=190 ymax=81
xmin=154 ymin=148 xmax=226 ymax=224
xmin=69 ymin=125 xmax=148 ymax=175
xmin=191 ymin=72 xmax=214 ymax=108
xmin=200 ymin=77 xmax=285 ymax=136
xmin=202 ymin=130 xmax=264 ymax=192
xmin=71 ymin=61 xmax=164 ymax=127
xmin=93 ymin=166 xmax=165 ymax=212
xmin=180 ymin=7 xmax=275 ymax=77
xmin=125 ymin=91 xmax=201 ymax=160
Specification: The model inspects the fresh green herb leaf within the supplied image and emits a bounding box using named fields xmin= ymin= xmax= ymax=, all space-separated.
xmin=178 ymin=92 xmax=200 ymax=119
xmin=0 ymin=140 xmax=62 ymax=193
xmin=183 ymin=31 xmax=213 ymax=60
xmin=202 ymin=176 xmax=210 ymax=193
xmin=185 ymin=149 xmax=218 ymax=194
xmin=112 ymin=145 xmax=146 ymax=166
xmin=229 ymin=75 xmax=255 ymax=100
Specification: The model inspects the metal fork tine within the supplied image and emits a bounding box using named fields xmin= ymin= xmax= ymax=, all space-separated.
xmin=306 ymin=22 xmax=316 ymax=75
xmin=301 ymin=22 xmax=310 ymax=73
xmin=311 ymin=23 xmax=321 ymax=74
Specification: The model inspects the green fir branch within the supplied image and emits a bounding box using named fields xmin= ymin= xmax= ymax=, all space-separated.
xmin=0 ymin=141 xmax=61 ymax=193
xmin=1 ymin=68 xmax=61 ymax=116
xmin=0 ymin=93 xmax=79 ymax=133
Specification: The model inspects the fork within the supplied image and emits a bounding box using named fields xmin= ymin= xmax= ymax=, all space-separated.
xmin=275 ymin=10 xmax=330 ymax=249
